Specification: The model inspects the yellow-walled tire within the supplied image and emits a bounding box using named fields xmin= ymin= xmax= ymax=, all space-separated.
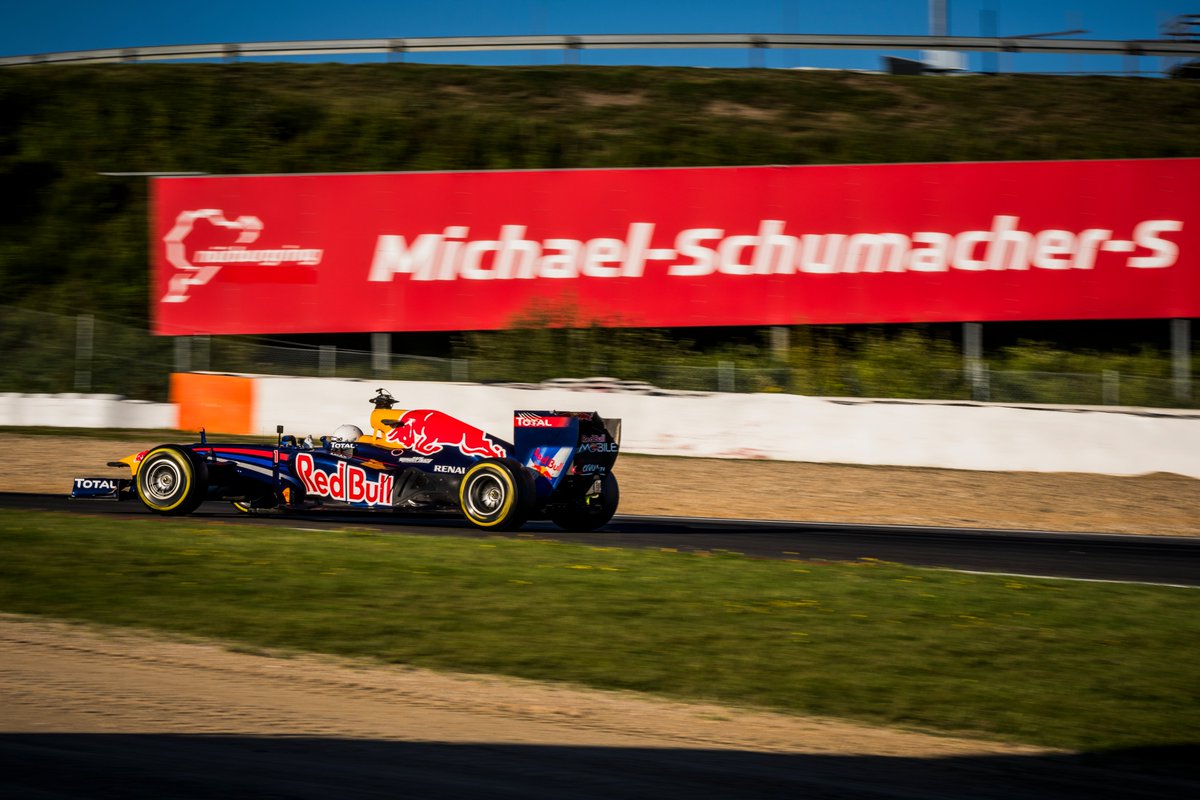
xmin=136 ymin=446 xmax=207 ymax=516
xmin=458 ymin=459 xmax=530 ymax=531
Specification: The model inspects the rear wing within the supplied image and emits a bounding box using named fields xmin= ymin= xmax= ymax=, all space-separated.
xmin=512 ymin=411 xmax=621 ymax=495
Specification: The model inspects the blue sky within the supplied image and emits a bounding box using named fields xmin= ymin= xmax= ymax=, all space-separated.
xmin=0 ymin=1 xmax=1194 ymax=74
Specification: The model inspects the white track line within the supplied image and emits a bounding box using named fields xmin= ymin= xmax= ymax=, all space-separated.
xmin=929 ymin=567 xmax=1198 ymax=590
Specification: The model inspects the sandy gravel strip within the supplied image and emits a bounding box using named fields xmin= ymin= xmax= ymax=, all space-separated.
xmin=6 ymin=616 xmax=1196 ymax=799
xmin=0 ymin=615 xmax=1041 ymax=757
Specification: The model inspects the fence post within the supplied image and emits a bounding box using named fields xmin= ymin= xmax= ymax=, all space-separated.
xmin=371 ymin=332 xmax=390 ymax=377
xmin=74 ymin=314 xmax=94 ymax=392
xmin=319 ymin=345 xmax=336 ymax=377
xmin=963 ymin=322 xmax=985 ymax=400
xmin=1102 ymin=370 xmax=1120 ymax=405
xmin=718 ymin=361 xmax=735 ymax=393
xmin=971 ymin=363 xmax=990 ymax=402
xmin=1172 ymin=319 xmax=1192 ymax=402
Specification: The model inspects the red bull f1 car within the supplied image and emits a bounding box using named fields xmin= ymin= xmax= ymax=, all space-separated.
xmin=70 ymin=389 xmax=621 ymax=532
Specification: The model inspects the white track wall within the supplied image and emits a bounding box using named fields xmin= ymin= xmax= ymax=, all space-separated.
xmin=249 ymin=377 xmax=1200 ymax=479
xmin=4 ymin=382 xmax=1197 ymax=477
xmin=0 ymin=393 xmax=175 ymax=429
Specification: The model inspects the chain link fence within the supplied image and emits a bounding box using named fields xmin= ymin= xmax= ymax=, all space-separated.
xmin=2 ymin=306 xmax=1195 ymax=408
xmin=955 ymin=367 xmax=1197 ymax=408
xmin=0 ymin=307 xmax=177 ymax=400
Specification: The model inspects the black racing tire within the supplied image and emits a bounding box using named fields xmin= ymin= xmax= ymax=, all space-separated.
xmin=511 ymin=461 xmax=538 ymax=523
xmin=136 ymin=445 xmax=208 ymax=516
xmin=458 ymin=458 xmax=531 ymax=531
xmin=550 ymin=472 xmax=619 ymax=532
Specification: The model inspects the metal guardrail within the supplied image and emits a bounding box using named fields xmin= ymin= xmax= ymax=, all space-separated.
xmin=2 ymin=33 xmax=1198 ymax=67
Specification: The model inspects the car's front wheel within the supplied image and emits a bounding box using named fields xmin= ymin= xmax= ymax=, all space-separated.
xmin=136 ymin=445 xmax=208 ymax=516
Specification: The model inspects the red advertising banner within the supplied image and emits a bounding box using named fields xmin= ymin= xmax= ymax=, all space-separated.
xmin=151 ymin=159 xmax=1200 ymax=335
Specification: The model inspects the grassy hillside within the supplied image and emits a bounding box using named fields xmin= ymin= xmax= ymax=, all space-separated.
xmin=2 ymin=63 xmax=1199 ymax=322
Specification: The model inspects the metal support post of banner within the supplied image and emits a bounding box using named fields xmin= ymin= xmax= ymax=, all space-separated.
xmin=769 ymin=326 xmax=789 ymax=363
xmin=1172 ymin=319 xmax=1192 ymax=402
xmin=174 ymin=336 xmax=191 ymax=374
xmin=193 ymin=335 xmax=210 ymax=372
xmin=74 ymin=314 xmax=93 ymax=392
xmin=371 ymin=332 xmax=390 ymax=376
xmin=963 ymin=322 xmax=985 ymax=400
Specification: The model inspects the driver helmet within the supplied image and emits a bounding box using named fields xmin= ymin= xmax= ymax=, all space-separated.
xmin=331 ymin=424 xmax=364 ymax=442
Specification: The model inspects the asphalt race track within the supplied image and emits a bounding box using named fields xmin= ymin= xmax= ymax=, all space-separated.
xmin=5 ymin=492 xmax=1198 ymax=587
xmin=2 ymin=734 xmax=1197 ymax=800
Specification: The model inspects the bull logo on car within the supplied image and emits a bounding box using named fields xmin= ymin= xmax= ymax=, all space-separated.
xmin=385 ymin=410 xmax=507 ymax=459
xmin=525 ymin=446 xmax=571 ymax=480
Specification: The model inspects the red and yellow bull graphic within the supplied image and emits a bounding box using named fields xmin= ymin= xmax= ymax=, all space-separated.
xmin=385 ymin=409 xmax=508 ymax=459
xmin=525 ymin=445 xmax=573 ymax=481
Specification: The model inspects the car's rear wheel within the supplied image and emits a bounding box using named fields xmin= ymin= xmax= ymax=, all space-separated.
xmin=136 ymin=446 xmax=207 ymax=516
xmin=458 ymin=459 xmax=531 ymax=531
xmin=550 ymin=472 xmax=619 ymax=532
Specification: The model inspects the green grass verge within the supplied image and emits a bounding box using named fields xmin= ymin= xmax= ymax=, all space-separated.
xmin=2 ymin=509 xmax=1196 ymax=751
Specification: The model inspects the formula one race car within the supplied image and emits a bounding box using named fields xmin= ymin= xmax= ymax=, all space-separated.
xmin=70 ymin=389 xmax=621 ymax=532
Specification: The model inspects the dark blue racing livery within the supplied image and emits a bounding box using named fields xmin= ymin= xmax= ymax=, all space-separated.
xmin=71 ymin=389 xmax=621 ymax=532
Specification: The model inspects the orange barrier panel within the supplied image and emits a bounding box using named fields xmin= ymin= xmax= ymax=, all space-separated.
xmin=170 ymin=373 xmax=255 ymax=434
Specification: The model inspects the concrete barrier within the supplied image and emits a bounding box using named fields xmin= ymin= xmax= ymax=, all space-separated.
xmin=0 ymin=392 xmax=176 ymax=430
xmin=238 ymin=376 xmax=1200 ymax=478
